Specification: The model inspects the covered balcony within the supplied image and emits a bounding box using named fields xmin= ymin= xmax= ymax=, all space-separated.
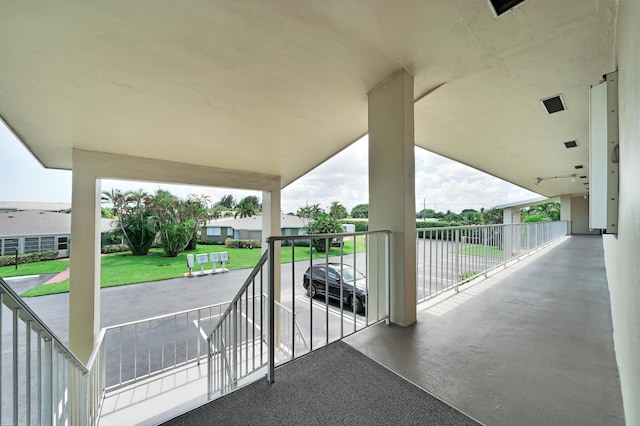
xmin=1 ymin=0 xmax=639 ymax=424
xmin=132 ymin=234 xmax=624 ymax=425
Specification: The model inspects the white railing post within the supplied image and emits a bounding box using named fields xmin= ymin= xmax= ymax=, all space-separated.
xmin=12 ymin=308 xmax=19 ymax=426
xmin=267 ymin=237 xmax=275 ymax=384
xmin=207 ymin=336 xmax=212 ymax=399
xmin=455 ymin=228 xmax=460 ymax=292
xmin=386 ymin=232 xmax=391 ymax=324
xmin=43 ymin=337 xmax=53 ymax=426
xmin=231 ymin=302 xmax=238 ymax=389
xmin=25 ymin=319 xmax=32 ymax=426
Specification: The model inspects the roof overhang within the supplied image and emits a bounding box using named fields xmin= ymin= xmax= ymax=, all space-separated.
xmin=0 ymin=1 xmax=617 ymax=197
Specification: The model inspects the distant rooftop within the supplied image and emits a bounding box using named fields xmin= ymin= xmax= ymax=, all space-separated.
xmin=0 ymin=210 xmax=114 ymax=236
xmin=205 ymin=215 xmax=307 ymax=231
xmin=0 ymin=201 xmax=72 ymax=212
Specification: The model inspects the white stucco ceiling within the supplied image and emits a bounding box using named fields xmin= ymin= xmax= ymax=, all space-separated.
xmin=0 ymin=0 xmax=616 ymax=198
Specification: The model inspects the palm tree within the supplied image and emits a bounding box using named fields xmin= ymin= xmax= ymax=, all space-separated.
xmin=234 ymin=198 xmax=256 ymax=218
xmin=102 ymin=189 xmax=156 ymax=256
xmin=329 ymin=201 xmax=348 ymax=219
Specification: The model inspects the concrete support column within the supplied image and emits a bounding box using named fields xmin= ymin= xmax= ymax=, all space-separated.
xmin=560 ymin=195 xmax=572 ymax=235
xmin=368 ymin=69 xmax=417 ymax=326
xmin=512 ymin=209 xmax=521 ymax=224
xmin=69 ymin=150 xmax=101 ymax=363
xmin=503 ymin=208 xmax=521 ymax=224
xmin=503 ymin=208 xmax=513 ymax=224
xmin=262 ymin=189 xmax=281 ymax=301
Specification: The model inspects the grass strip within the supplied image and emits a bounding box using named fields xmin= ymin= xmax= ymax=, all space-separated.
xmin=19 ymin=236 xmax=366 ymax=297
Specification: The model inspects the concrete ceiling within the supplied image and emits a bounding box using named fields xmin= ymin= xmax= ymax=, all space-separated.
xmin=0 ymin=0 xmax=616 ymax=198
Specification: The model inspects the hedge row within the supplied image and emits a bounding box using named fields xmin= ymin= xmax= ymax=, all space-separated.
xmin=225 ymin=239 xmax=262 ymax=249
xmin=197 ymin=240 xmax=225 ymax=246
xmin=0 ymin=251 xmax=59 ymax=267
xmin=101 ymin=244 xmax=130 ymax=254
xmin=337 ymin=220 xmax=369 ymax=232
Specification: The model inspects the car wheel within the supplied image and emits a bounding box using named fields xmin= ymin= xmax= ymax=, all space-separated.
xmin=351 ymin=295 xmax=363 ymax=314
xmin=307 ymin=283 xmax=317 ymax=298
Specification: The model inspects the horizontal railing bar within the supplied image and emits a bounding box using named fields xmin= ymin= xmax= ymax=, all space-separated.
xmin=102 ymin=300 xmax=233 ymax=331
xmin=85 ymin=328 xmax=108 ymax=371
xmin=267 ymin=229 xmax=391 ymax=243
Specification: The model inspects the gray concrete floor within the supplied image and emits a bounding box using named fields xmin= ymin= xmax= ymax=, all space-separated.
xmin=345 ymin=235 xmax=625 ymax=426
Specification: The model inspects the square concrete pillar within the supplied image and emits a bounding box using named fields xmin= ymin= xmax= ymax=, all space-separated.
xmin=69 ymin=150 xmax=102 ymax=363
xmin=560 ymin=195 xmax=572 ymax=235
xmin=262 ymin=189 xmax=281 ymax=301
xmin=368 ymin=69 xmax=417 ymax=326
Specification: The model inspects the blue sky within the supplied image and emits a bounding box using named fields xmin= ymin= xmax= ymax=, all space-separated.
xmin=1 ymin=120 xmax=539 ymax=214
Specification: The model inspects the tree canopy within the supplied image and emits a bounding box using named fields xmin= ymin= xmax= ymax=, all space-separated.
xmin=350 ymin=203 xmax=368 ymax=218
xmin=329 ymin=201 xmax=348 ymax=219
xmin=102 ymin=189 xmax=211 ymax=257
xmin=102 ymin=189 xmax=156 ymax=256
xmin=234 ymin=196 xmax=261 ymax=218
xmin=521 ymin=202 xmax=560 ymax=222
xmin=305 ymin=212 xmax=340 ymax=252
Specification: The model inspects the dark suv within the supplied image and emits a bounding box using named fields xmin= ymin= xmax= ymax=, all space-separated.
xmin=302 ymin=263 xmax=367 ymax=314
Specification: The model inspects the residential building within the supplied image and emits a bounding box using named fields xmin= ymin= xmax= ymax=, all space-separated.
xmin=201 ymin=215 xmax=307 ymax=244
xmin=0 ymin=210 xmax=115 ymax=258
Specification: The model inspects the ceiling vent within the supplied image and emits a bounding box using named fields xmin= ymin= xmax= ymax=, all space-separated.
xmin=575 ymin=164 xmax=584 ymax=169
xmin=489 ymin=0 xmax=527 ymax=17
xmin=541 ymin=95 xmax=566 ymax=114
xmin=564 ymin=140 xmax=578 ymax=149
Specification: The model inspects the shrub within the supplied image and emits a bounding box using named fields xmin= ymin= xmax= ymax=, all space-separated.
xmin=459 ymin=270 xmax=481 ymax=282
xmin=306 ymin=213 xmax=340 ymax=252
xmin=101 ymin=244 xmax=130 ymax=254
xmin=337 ymin=219 xmax=369 ymax=232
xmin=0 ymin=251 xmax=59 ymax=267
xmin=224 ymin=239 xmax=262 ymax=249
xmin=197 ymin=240 xmax=225 ymax=246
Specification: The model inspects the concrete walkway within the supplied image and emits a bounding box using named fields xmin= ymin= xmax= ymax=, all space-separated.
xmin=44 ymin=266 xmax=70 ymax=284
xmin=345 ymin=235 xmax=625 ymax=426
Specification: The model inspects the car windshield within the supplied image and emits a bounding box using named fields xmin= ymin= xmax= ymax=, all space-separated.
xmin=341 ymin=267 xmax=364 ymax=282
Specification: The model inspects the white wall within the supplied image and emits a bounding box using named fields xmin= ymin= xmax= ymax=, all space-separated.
xmin=604 ymin=0 xmax=640 ymax=423
xmin=570 ymin=196 xmax=599 ymax=235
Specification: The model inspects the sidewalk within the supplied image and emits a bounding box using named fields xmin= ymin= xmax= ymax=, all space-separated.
xmin=44 ymin=267 xmax=70 ymax=284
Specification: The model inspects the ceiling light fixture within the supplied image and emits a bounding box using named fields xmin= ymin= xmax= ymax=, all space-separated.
xmin=534 ymin=174 xmax=577 ymax=186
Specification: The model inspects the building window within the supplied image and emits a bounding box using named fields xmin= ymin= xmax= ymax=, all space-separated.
xmin=41 ymin=236 xmax=55 ymax=251
xmin=58 ymin=237 xmax=68 ymax=250
xmin=227 ymin=228 xmax=233 ymax=237
xmin=24 ymin=237 xmax=39 ymax=253
xmin=2 ymin=238 xmax=19 ymax=256
xmin=206 ymin=227 xmax=222 ymax=236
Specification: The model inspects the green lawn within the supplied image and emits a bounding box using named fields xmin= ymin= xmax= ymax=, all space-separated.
xmin=0 ymin=259 xmax=70 ymax=278
xmin=18 ymin=236 xmax=366 ymax=298
xmin=457 ymin=245 xmax=504 ymax=258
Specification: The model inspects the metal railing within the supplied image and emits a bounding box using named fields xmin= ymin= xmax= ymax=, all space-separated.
xmin=103 ymin=301 xmax=230 ymax=390
xmin=271 ymin=298 xmax=310 ymax=359
xmin=208 ymin=251 xmax=269 ymax=397
xmin=0 ymin=277 xmax=102 ymax=425
xmin=207 ymin=230 xmax=391 ymax=397
xmin=266 ymin=230 xmax=390 ymax=382
xmin=416 ymin=221 xmax=568 ymax=302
